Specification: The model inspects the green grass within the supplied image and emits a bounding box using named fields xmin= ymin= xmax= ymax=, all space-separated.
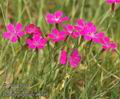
xmin=0 ymin=0 xmax=120 ymax=99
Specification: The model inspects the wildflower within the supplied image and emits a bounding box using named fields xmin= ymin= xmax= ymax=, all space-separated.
xmin=60 ymin=49 xmax=67 ymax=65
xmin=25 ymin=24 xmax=42 ymax=35
xmin=99 ymin=36 xmax=117 ymax=50
xmin=48 ymin=28 xmax=66 ymax=42
xmin=45 ymin=10 xmax=69 ymax=24
xmin=64 ymin=24 xmax=74 ymax=35
xmin=26 ymin=34 xmax=47 ymax=49
xmin=64 ymin=24 xmax=79 ymax=38
xmin=84 ymin=32 xmax=104 ymax=43
xmin=73 ymin=19 xmax=86 ymax=38
xmin=110 ymin=42 xmax=117 ymax=50
xmin=3 ymin=23 xmax=24 ymax=43
xmin=82 ymin=22 xmax=97 ymax=38
xmin=92 ymin=32 xmax=105 ymax=43
xmin=69 ymin=49 xmax=81 ymax=68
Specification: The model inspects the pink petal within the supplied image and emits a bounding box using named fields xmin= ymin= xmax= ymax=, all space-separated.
xmin=65 ymin=24 xmax=74 ymax=34
xmin=76 ymin=19 xmax=85 ymax=26
xmin=61 ymin=16 xmax=69 ymax=22
xmin=37 ymin=39 xmax=47 ymax=49
xmin=25 ymin=24 xmax=35 ymax=34
xmin=55 ymin=10 xmax=63 ymax=18
xmin=48 ymin=33 xmax=56 ymax=39
xmin=46 ymin=13 xmax=54 ymax=24
xmin=6 ymin=23 xmax=15 ymax=33
xmin=60 ymin=50 xmax=67 ymax=65
xmin=34 ymin=27 xmax=42 ymax=35
xmin=72 ymin=32 xmax=80 ymax=38
xmin=16 ymin=23 xmax=22 ymax=32
xmin=11 ymin=36 xmax=18 ymax=43
xmin=96 ymin=32 xmax=105 ymax=37
xmin=26 ymin=39 xmax=36 ymax=49
xmin=110 ymin=42 xmax=117 ymax=50
xmin=3 ymin=32 xmax=11 ymax=39
xmin=52 ymin=28 xmax=59 ymax=34
xmin=69 ymin=49 xmax=81 ymax=68
xmin=84 ymin=35 xmax=92 ymax=41
xmin=17 ymin=31 xmax=24 ymax=37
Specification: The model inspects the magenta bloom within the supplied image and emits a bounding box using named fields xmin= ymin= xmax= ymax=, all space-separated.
xmin=3 ymin=23 xmax=24 ymax=43
xmin=45 ymin=10 xmax=69 ymax=24
xmin=48 ymin=28 xmax=66 ymax=42
xmin=82 ymin=22 xmax=96 ymax=37
xmin=92 ymin=32 xmax=105 ymax=43
xmin=110 ymin=42 xmax=117 ymax=50
xmin=73 ymin=19 xmax=86 ymax=38
xmin=25 ymin=24 xmax=42 ymax=35
xmin=60 ymin=49 xmax=67 ymax=65
xmin=64 ymin=24 xmax=74 ymax=35
xmin=84 ymin=31 xmax=104 ymax=43
xmin=99 ymin=36 xmax=117 ymax=50
xmin=69 ymin=49 xmax=81 ymax=68
xmin=26 ymin=35 xmax=47 ymax=49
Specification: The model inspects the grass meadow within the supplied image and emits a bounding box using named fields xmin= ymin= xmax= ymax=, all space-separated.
xmin=0 ymin=0 xmax=120 ymax=99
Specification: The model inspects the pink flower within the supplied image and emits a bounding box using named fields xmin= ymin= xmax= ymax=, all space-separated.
xmin=26 ymin=34 xmax=47 ymax=49
xmin=25 ymin=24 xmax=42 ymax=35
xmin=73 ymin=19 xmax=86 ymax=38
xmin=82 ymin=22 xmax=97 ymax=37
xmin=69 ymin=49 xmax=81 ymax=68
xmin=60 ymin=49 xmax=67 ymax=65
xmin=99 ymin=36 xmax=117 ymax=50
xmin=3 ymin=23 xmax=24 ymax=43
xmin=84 ymin=32 xmax=104 ymax=42
xmin=48 ymin=28 xmax=66 ymax=42
xmin=45 ymin=10 xmax=69 ymax=24
xmin=64 ymin=24 xmax=74 ymax=35
xmin=92 ymin=32 xmax=105 ymax=43
xmin=110 ymin=42 xmax=117 ymax=50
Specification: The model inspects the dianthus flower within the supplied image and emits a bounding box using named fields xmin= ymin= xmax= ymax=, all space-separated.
xmin=3 ymin=23 xmax=24 ymax=43
xmin=25 ymin=24 xmax=42 ymax=35
xmin=82 ymin=22 xmax=96 ymax=36
xmin=73 ymin=19 xmax=86 ymax=38
xmin=64 ymin=24 xmax=74 ymax=35
xmin=45 ymin=10 xmax=69 ymax=24
xmin=26 ymin=34 xmax=47 ymax=49
xmin=99 ymin=36 xmax=117 ymax=50
xmin=48 ymin=28 xmax=67 ymax=42
xmin=69 ymin=49 xmax=81 ymax=68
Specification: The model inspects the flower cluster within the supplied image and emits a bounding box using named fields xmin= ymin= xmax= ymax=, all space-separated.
xmin=3 ymin=10 xmax=117 ymax=69
xmin=46 ymin=17 xmax=117 ymax=51
xmin=3 ymin=23 xmax=47 ymax=49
